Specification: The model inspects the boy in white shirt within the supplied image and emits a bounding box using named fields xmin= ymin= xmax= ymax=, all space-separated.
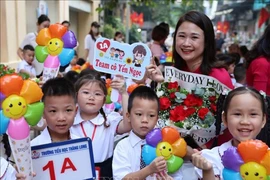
xmin=113 ymin=86 xmax=175 ymax=180
xmin=31 ymin=77 xmax=79 ymax=146
xmin=17 ymin=45 xmax=36 ymax=78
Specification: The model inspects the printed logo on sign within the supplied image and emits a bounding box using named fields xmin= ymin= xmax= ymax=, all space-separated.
xmin=32 ymin=150 xmax=40 ymax=159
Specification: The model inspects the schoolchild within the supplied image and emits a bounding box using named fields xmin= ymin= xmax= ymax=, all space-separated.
xmin=70 ymin=74 xmax=131 ymax=179
xmin=192 ymin=87 xmax=268 ymax=179
xmin=113 ymin=86 xmax=176 ymax=180
xmin=31 ymin=77 xmax=79 ymax=146
xmin=17 ymin=45 xmax=36 ymax=78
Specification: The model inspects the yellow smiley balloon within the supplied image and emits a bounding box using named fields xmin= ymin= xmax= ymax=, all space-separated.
xmin=47 ymin=38 xmax=63 ymax=56
xmin=240 ymin=162 xmax=267 ymax=180
xmin=2 ymin=95 xmax=27 ymax=119
xmin=156 ymin=142 xmax=173 ymax=160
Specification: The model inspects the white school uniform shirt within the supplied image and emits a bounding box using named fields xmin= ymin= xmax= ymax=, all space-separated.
xmin=0 ymin=157 xmax=16 ymax=180
xmin=70 ymin=111 xmax=122 ymax=163
xmin=31 ymin=127 xmax=80 ymax=146
xmin=17 ymin=60 xmax=36 ymax=76
xmin=113 ymin=131 xmax=183 ymax=180
xmin=20 ymin=32 xmax=44 ymax=75
xmin=84 ymin=34 xmax=101 ymax=65
xmin=194 ymin=140 xmax=233 ymax=180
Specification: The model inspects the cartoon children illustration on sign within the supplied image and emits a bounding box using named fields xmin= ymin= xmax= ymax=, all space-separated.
xmin=110 ymin=47 xmax=115 ymax=58
xmin=119 ymin=50 xmax=125 ymax=60
xmin=132 ymin=45 xmax=146 ymax=67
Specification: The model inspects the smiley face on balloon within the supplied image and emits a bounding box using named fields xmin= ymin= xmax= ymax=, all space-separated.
xmin=156 ymin=142 xmax=173 ymax=160
xmin=47 ymin=38 xmax=64 ymax=55
xmin=2 ymin=95 xmax=27 ymax=119
xmin=222 ymin=140 xmax=270 ymax=180
xmin=240 ymin=162 xmax=267 ymax=180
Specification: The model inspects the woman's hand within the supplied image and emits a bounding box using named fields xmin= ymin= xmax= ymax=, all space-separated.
xmin=146 ymin=58 xmax=164 ymax=83
xmin=110 ymin=74 xmax=127 ymax=94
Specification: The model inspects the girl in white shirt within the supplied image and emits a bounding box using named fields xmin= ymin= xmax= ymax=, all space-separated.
xmin=192 ymin=87 xmax=268 ymax=180
xmin=84 ymin=21 xmax=101 ymax=65
xmin=17 ymin=14 xmax=50 ymax=76
xmin=70 ymin=74 xmax=131 ymax=179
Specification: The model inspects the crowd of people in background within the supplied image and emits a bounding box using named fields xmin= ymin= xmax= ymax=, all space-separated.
xmin=1 ymin=10 xmax=269 ymax=180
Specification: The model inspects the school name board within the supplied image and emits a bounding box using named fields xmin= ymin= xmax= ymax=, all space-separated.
xmin=31 ymin=138 xmax=96 ymax=180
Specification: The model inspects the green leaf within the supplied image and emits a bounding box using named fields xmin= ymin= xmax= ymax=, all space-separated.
xmin=174 ymin=121 xmax=184 ymax=128
xmin=175 ymin=98 xmax=183 ymax=103
xmin=194 ymin=88 xmax=205 ymax=96
xmin=175 ymin=92 xmax=187 ymax=99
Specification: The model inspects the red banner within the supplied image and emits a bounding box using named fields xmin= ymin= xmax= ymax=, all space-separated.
xmin=217 ymin=21 xmax=230 ymax=34
xmin=130 ymin=11 xmax=144 ymax=27
xmin=258 ymin=8 xmax=269 ymax=28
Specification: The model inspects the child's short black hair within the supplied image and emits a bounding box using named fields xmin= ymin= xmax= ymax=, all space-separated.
xmin=42 ymin=77 xmax=76 ymax=103
xmin=234 ymin=64 xmax=246 ymax=83
xmin=64 ymin=71 xmax=80 ymax=84
xmin=23 ymin=45 xmax=34 ymax=52
xmin=76 ymin=58 xmax=86 ymax=66
xmin=128 ymin=86 xmax=160 ymax=113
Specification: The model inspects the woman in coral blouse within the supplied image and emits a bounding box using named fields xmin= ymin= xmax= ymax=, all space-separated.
xmin=246 ymin=25 xmax=270 ymax=95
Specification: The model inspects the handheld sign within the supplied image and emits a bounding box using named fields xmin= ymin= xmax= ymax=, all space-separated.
xmin=31 ymin=138 xmax=96 ymax=180
xmin=93 ymin=37 xmax=152 ymax=80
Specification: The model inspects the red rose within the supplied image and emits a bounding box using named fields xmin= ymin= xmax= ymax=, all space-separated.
xmin=168 ymin=81 xmax=178 ymax=89
xmin=183 ymin=94 xmax=203 ymax=107
xmin=210 ymin=103 xmax=217 ymax=112
xmin=159 ymin=97 xmax=171 ymax=110
xmin=170 ymin=92 xmax=176 ymax=99
xmin=185 ymin=107 xmax=196 ymax=117
xmin=170 ymin=105 xmax=186 ymax=122
xmin=209 ymin=96 xmax=216 ymax=102
xmin=198 ymin=108 xmax=209 ymax=120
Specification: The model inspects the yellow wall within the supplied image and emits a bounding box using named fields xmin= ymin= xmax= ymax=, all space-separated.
xmin=1 ymin=0 xmax=100 ymax=68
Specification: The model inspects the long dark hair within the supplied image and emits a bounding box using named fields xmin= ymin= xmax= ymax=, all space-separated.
xmin=212 ymin=87 xmax=269 ymax=147
xmin=2 ymin=134 xmax=12 ymax=162
xmin=37 ymin=14 xmax=50 ymax=25
xmin=173 ymin=11 xmax=216 ymax=75
xmin=246 ymin=24 xmax=270 ymax=68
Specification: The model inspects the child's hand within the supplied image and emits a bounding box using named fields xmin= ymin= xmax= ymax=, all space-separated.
xmin=191 ymin=149 xmax=212 ymax=170
xmin=156 ymin=171 xmax=174 ymax=180
xmin=149 ymin=156 xmax=167 ymax=174
xmin=146 ymin=58 xmax=164 ymax=83
xmin=16 ymin=172 xmax=36 ymax=180
xmin=111 ymin=75 xmax=126 ymax=94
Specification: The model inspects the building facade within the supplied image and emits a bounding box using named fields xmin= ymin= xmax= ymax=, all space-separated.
xmin=1 ymin=0 xmax=100 ymax=68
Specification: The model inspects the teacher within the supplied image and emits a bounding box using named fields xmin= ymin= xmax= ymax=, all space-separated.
xmin=146 ymin=11 xmax=234 ymax=148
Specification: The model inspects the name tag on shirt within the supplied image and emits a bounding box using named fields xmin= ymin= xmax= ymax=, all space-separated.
xmin=31 ymin=138 xmax=96 ymax=180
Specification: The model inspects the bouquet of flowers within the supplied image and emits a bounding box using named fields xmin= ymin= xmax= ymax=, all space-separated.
xmin=157 ymin=81 xmax=219 ymax=139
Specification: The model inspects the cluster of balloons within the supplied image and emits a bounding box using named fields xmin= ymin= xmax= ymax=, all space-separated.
xmin=160 ymin=52 xmax=172 ymax=64
xmin=0 ymin=74 xmax=44 ymax=139
xmin=222 ymin=140 xmax=270 ymax=180
xmin=35 ymin=24 xmax=77 ymax=81
xmin=142 ymin=127 xmax=187 ymax=173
